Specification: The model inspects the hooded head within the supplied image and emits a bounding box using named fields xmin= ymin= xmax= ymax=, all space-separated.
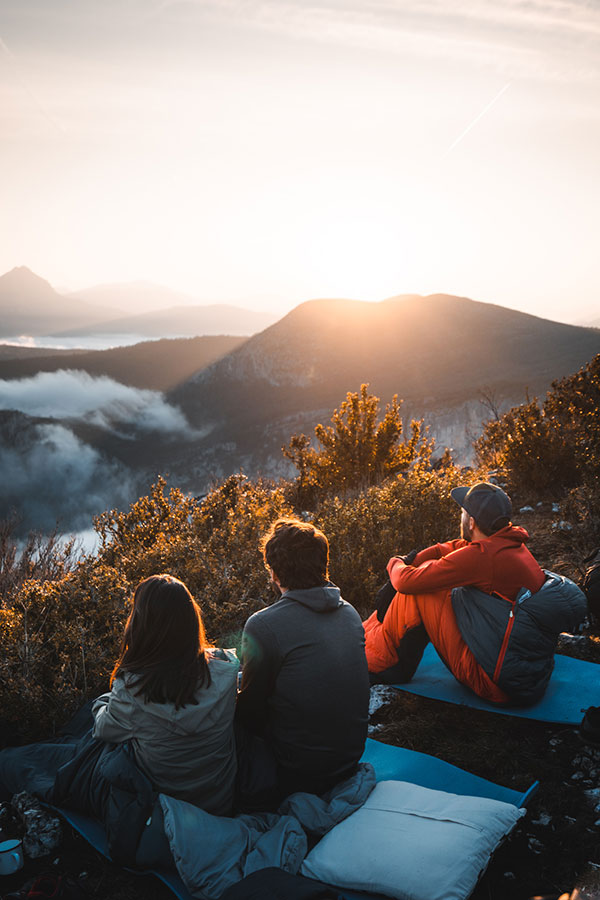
xmin=451 ymin=482 xmax=512 ymax=537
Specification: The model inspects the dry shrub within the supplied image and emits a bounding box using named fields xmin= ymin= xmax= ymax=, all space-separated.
xmin=1 ymin=460 xmax=478 ymax=741
xmin=0 ymin=564 xmax=130 ymax=739
xmin=1 ymin=475 xmax=292 ymax=740
xmin=475 ymin=354 xmax=600 ymax=496
xmin=95 ymin=474 xmax=293 ymax=637
xmin=314 ymin=464 xmax=475 ymax=617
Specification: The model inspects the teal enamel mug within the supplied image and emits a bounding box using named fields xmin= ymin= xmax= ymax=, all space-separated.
xmin=0 ymin=837 xmax=24 ymax=875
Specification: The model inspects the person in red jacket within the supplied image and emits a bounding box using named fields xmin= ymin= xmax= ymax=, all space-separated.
xmin=363 ymin=482 xmax=546 ymax=703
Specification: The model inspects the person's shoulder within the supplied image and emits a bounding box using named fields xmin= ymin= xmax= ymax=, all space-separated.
xmin=244 ymin=598 xmax=286 ymax=630
xmin=338 ymin=595 xmax=362 ymax=616
xmin=113 ymin=672 xmax=135 ymax=693
xmin=446 ymin=538 xmax=479 ymax=556
xmin=108 ymin=673 xmax=141 ymax=709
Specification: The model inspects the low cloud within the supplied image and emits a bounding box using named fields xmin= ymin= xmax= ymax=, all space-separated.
xmin=0 ymin=422 xmax=138 ymax=535
xmin=0 ymin=370 xmax=203 ymax=536
xmin=0 ymin=369 xmax=195 ymax=437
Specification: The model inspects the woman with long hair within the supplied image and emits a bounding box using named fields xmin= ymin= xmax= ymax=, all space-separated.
xmin=92 ymin=574 xmax=238 ymax=816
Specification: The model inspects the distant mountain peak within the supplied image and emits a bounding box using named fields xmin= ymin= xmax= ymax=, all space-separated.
xmin=0 ymin=266 xmax=58 ymax=297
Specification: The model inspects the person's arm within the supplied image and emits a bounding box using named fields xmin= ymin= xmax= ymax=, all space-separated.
xmin=235 ymin=618 xmax=280 ymax=736
xmin=387 ymin=540 xmax=484 ymax=595
xmin=92 ymin=679 xmax=137 ymax=744
xmin=411 ymin=539 xmax=468 ymax=567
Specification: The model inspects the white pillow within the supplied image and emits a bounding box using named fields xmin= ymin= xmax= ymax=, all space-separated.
xmin=301 ymin=780 xmax=524 ymax=900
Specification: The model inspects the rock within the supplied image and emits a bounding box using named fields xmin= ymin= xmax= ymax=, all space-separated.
xmin=583 ymin=788 xmax=600 ymax=814
xmin=558 ymin=633 xmax=590 ymax=650
xmin=0 ymin=800 xmax=21 ymax=838
xmin=519 ymin=506 xmax=534 ymax=513
xmin=369 ymin=685 xmax=397 ymax=717
xmin=368 ymin=723 xmax=384 ymax=735
xmin=531 ymin=812 xmax=552 ymax=826
xmin=11 ymin=791 xmax=62 ymax=858
xmin=527 ymin=836 xmax=545 ymax=853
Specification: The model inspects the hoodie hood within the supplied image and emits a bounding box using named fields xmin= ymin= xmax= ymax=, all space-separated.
xmin=475 ymin=524 xmax=531 ymax=549
xmin=282 ymin=582 xmax=344 ymax=613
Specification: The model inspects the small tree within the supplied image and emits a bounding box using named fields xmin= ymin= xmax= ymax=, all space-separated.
xmin=545 ymin=353 xmax=600 ymax=479
xmin=474 ymin=354 xmax=600 ymax=494
xmin=283 ymin=384 xmax=432 ymax=502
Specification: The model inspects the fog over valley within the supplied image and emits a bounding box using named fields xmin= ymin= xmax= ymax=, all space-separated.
xmin=0 ymin=369 xmax=201 ymax=536
xmin=0 ymin=370 xmax=196 ymax=436
xmin=0 ymin=416 xmax=135 ymax=535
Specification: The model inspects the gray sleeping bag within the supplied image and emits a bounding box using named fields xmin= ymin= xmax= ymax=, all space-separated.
xmin=160 ymin=763 xmax=376 ymax=899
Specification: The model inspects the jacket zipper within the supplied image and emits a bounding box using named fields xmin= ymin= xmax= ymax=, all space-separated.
xmin=493 ymin=598 xmax=516 ymax=683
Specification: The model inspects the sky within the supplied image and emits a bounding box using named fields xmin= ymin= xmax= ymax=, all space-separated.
xmin=1 ymin=0 xmax=599 ymax=323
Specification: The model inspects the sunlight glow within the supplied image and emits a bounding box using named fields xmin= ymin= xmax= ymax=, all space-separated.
xmin=0 ymin=1 xmax=598 ymax=323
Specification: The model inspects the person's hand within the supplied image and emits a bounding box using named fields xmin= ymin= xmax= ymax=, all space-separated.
xmin=398 ymin=549 xmax=418 ymax=565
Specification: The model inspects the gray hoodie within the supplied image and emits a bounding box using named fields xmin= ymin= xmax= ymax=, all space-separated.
xmin=236 ymin=584 xmax=370 ymax=784
xmin=92 ymin=648 xmax=238 ymax=815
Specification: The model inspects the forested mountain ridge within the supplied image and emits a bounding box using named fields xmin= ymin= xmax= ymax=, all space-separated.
xmin=0 ymin=335 xmax=247 ymax=391
xmin=169 ymin=293 xmax=600 ymax=469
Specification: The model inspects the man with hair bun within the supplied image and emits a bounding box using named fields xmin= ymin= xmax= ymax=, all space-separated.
xmin=236 ymin=517 xmax=369 ymax=808
xmin=364 ymin=482 xmax=587 ymax=705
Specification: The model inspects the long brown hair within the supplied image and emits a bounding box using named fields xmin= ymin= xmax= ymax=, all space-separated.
xmin=111 ymin=574 xmax=212 ymax=708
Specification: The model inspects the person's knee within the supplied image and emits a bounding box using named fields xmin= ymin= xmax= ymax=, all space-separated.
xmin=369 ymin=625 xmax=429 ymax=684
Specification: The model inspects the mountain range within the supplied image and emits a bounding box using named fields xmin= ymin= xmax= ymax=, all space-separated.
xmin=168 ymin=293 xmax=600 ymax=479
xmin=0 ymin=267 xmax=276 ymax=339
xmin=0 ymin=268 xmax=120 ymax=336
xmin=2 ymin=276 xmax=600 ymax=535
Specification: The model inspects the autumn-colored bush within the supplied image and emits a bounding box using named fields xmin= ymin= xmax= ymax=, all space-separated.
xmin=0 ymin=518 xmax=77 ymax=605
xmin=474 ymin=354 xmax=600 ymax=496
xmin=1 ymin=378 xmax=486 ymax=743
xmin=0 ymin=563 xmax=131 ymax=738
xmin=315 ymin=463 xmax=473 ymax=616
xmin=0 ymin=460 xmax=476 ymax=741
xmin=0 ymin=476 xmax=292 ymax=740
xmin=95 ymin=474 xmax=292 ymax=637
xmin=283 ymin=384 xmax=432 ymax=506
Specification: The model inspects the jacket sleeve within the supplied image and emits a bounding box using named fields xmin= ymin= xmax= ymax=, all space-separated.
xmin=235 ymin=617 xmax=280 ymax=736
xmin=412 ymin=539 xmax=467 ymax=566
xmin=92 ymin=679 xmax=137 ymax=744
xmin=387 ymin=541 xmax=483 ymax=595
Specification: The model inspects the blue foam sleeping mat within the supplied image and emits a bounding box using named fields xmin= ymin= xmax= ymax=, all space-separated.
xmin=54 ymin=737 xmax=537 ymax=900
xmin=388 ymin=643 xmax=599 ymax=724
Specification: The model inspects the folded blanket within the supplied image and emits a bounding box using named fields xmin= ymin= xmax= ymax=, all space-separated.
xmin=161 ymin=764 xmax=377 ymax=899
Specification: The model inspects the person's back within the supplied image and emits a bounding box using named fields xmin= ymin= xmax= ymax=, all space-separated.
xmin=94 ymin=647 xmax=238 ymax=814
xmin=93 ymin=574 xmax=238 ymax=816
xmin=236 ymin=518 xmax=370 ymax=801
xmin=238 ymin=584 xmax=369 ymax=789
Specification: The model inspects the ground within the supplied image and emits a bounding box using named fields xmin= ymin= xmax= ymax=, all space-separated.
xmin=1 ymin=504 xmax=598 ymax=900
xmin=370 ymin=685 xmax=600 ymax=900
xmin=2 ymin=685 xmax=599 ymax=900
